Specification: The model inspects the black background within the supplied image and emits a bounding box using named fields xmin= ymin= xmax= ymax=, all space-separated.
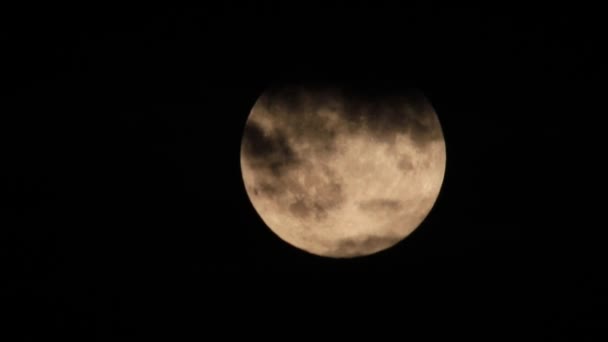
xmin=2 ymin=3 xmax=605 ymax=340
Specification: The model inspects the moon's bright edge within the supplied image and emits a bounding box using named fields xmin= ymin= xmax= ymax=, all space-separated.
xmin=240 ymin=86 xmax=446 ymax=258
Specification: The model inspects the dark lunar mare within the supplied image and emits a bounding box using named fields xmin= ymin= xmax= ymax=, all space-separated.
xmin=242 ymin=118 xmax=347 ymax=223
xmin=241 ymin=120 xmax=300 ymax=177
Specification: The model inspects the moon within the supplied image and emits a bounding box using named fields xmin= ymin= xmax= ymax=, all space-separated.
xmin=240 ymin=84 xmax=446 ymax=258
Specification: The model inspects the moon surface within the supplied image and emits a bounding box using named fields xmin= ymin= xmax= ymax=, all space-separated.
xmin=240 ymin=84 xmax=446 ymax=258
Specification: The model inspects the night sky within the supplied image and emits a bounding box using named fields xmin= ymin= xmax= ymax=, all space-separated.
xmin=2 ymin=3 xmax=605 ymax=340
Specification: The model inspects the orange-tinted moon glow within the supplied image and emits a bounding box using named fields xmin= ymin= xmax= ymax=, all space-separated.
xmin=240 ymin=85 xmax=446 ymax=258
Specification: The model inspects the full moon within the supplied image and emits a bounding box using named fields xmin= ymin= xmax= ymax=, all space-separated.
xmin=240 ymin=84 xmax=446 ymax=258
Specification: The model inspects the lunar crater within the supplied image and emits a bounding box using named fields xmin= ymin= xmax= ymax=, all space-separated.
xmin=397 ymin=155 xmax=414 ymax=171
